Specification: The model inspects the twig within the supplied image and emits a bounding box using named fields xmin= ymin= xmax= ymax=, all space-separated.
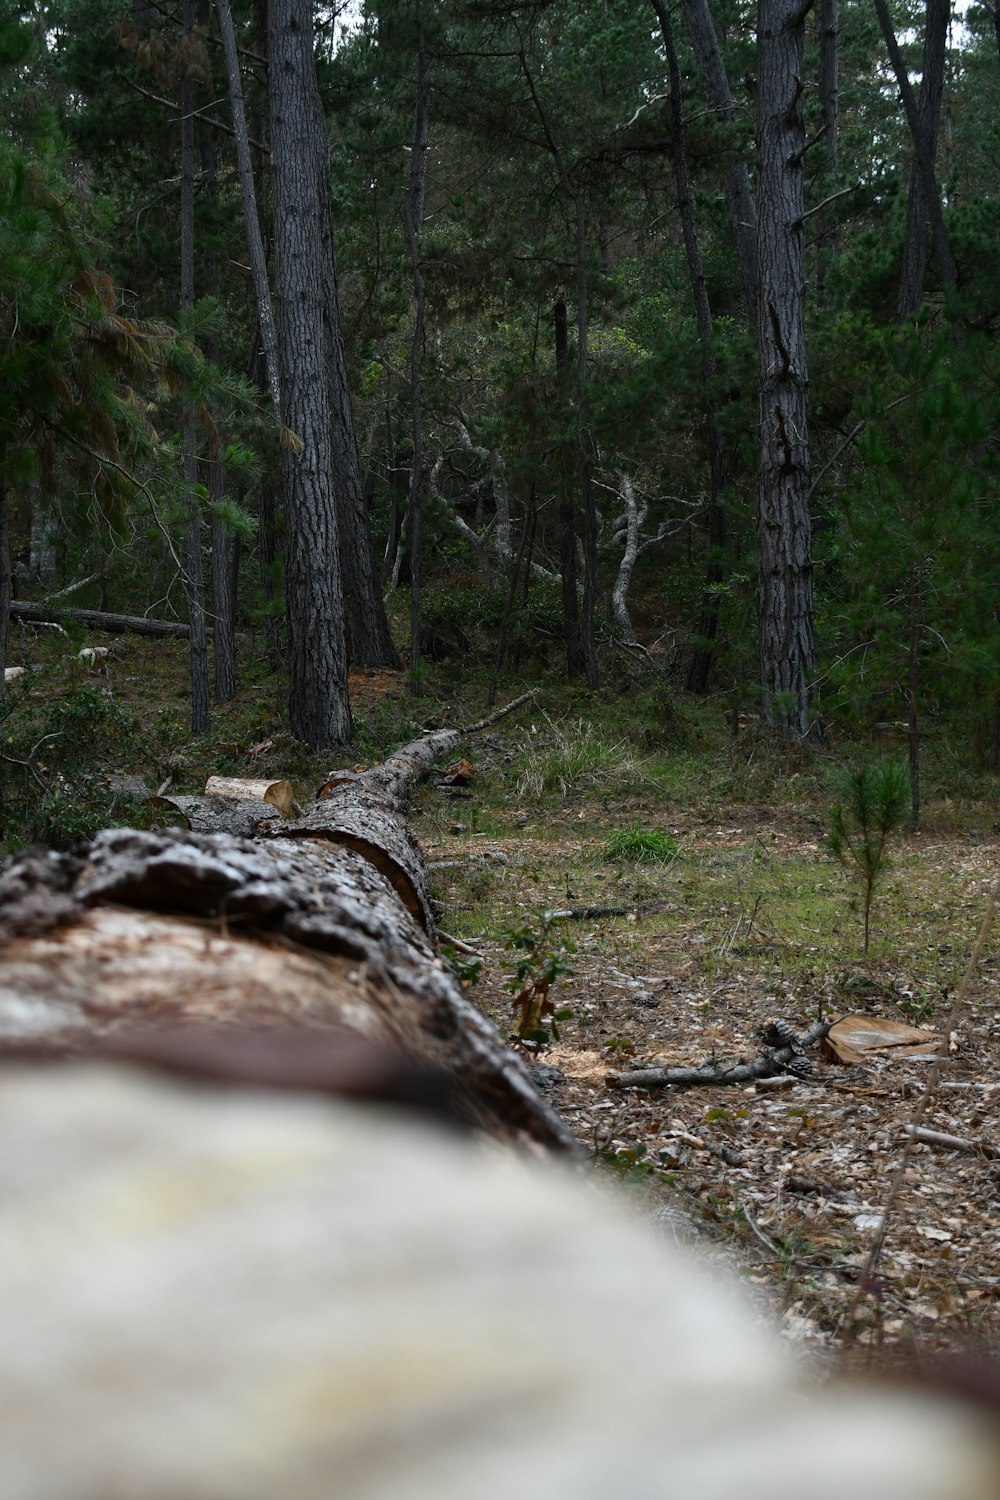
xmin=436 ymin=930 xmax=483 ymax=958
xmin=840 ymin=876 xmax=1000 ymax=1347
xmin=736 ymin=1195 xmax=785 ymax=1259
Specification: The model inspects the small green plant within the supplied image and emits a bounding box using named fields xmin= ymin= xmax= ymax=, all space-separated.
xmin=602 ymin=821 xmax=678 ymax=864
xmin=440 ymin=946 xmax=483 ymax=990
xmin=604 ymin=1142 xmax=679 ymax=1188
xmin=502 ymin=915 xmax=575 ymax=1048
xmin=896 ymin=986 xmax=937 ymax=1024
xmin=827 ymin=759 xmax=909 ymax=955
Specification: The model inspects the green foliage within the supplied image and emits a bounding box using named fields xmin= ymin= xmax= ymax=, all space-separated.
xmin=1 ymin=684 xmax=151 ymax=851
xmin=501 ymin=915 xmax=575 ymax=1049
xmin=827 ymin=759 xmax=909 ymax=955
xmin=603 ymin=1142 xmax=667 ymax=1186
xmin=440 ymin=945 xmax=483 ymax=990
xmin=602 ymin=822 xmax=678 ymax=864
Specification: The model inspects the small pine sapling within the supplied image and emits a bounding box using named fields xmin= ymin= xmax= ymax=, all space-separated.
xmin=827 ymin=760 xmax=909 ymax=956
xmin=502 ymin=915 xmax=575 ymax=1049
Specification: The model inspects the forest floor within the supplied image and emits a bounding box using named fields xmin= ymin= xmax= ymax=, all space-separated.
xmin=410 ymin=684 xmax=1000 ymax=1371
xmin=3 ymin=633 xmax=1000 ymax=1369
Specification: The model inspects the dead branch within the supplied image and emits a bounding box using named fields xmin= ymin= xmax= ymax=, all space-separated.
xmin=906 ymin=1125 xmax=1000 ymax=1160
xmin=608 ymin=1019 xmax=832 ymax=1091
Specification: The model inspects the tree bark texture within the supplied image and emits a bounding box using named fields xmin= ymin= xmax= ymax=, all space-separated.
xmin=755 ymin=0 xmax=816 ymax=738
xmin=269 ymin=0 xmax=351 ymax=750
xmin=681 ymin=0 xmax=759 ymax=332
xmin=0 ymin=714 xmax=570 ymax=1153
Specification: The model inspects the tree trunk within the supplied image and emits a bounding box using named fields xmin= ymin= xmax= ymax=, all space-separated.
xmin=180 ymin=0 xmax=210 ymax=737
xmin=653 ymin=0 xmax=728 ymax=695
xmin=554 ymin=298 xmax=582 ymax=679
xmin=269 ymin=0 xmax=351 ymax=751
xmin=215 ymin=0 xmax=283 ymax=423
xmin=403 ymin=8 xmax=430 ymax=695
xmin=891 ymin=0 xmax=951 ymax=322
xmin=681 ymin=0 xmax=759 ymax=332
xmin=575 ymin=195 xmax=599 ymax=693
xmin=873 ymin=0 xmax=958 ymax=319
xmin=304 ymin=30 xmax=398 ymax=672
xmin=199 ymin=89 xmax=237 ymax=705
xmin=756 ymin=0 xmax=816 ymax=738
xmin=815 ymin=0 xmax=839 ymax=296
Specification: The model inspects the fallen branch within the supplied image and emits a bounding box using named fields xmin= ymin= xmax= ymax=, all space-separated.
xmin=547 ymin=904 xmax=629 ymax=922
xmin=608 ymin=1019 xmax=832 ymax=1091
xmin=906 ymin=1125 xmax=1000 ymax=1160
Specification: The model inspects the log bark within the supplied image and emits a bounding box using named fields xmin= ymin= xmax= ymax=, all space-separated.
xmin=0 ymin=700 xmax=565 ymax=1151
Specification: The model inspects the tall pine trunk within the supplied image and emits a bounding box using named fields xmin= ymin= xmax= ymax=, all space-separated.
xmin=269 ymin=0 xmax=350 ymax=750
xmin=653 ymin=0 xmax=728 ymax=695
xmin=874 ymin=0 xmax=958 ymax=317
xmin=198 ymin=72 xmax=236 ymax=706
xmin=755 ymin=0 xmax=815 ymax=739
xmin=554 ymin=298 xmax=581 ymax=680
xmin=890 ymin=0 xmax=951 ymax=321
xmin=681 ymin=0 xmax=759 ymax=332
xmin=215 ymin=0 xmax=283 ymax=422
xmin=181 ymin=0 xmax=209 ymax=736
xmin=403 ymin=5 xmax=430 ymax=694
xmin=314 ymin=81 xmax=399 ymax=670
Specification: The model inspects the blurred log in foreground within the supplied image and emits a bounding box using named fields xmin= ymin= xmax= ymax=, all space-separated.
xmin=0 ymin=1056 xmax=998 ymax=1500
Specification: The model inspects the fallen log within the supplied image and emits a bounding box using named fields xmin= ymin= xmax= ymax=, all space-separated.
xmin=11 ymin=599 xmax=209 ymax=639
xmin=608 ymin=1019 xmax=833 ymax=1091
xmin=0 ymin=697 xmax=569 ymax=1150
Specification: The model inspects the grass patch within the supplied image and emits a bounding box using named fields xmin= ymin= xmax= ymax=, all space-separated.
xmin=603 ymin=822 xmax=679 ymax=864
xmin=514 ymin=716 xmax=655 ymax=801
